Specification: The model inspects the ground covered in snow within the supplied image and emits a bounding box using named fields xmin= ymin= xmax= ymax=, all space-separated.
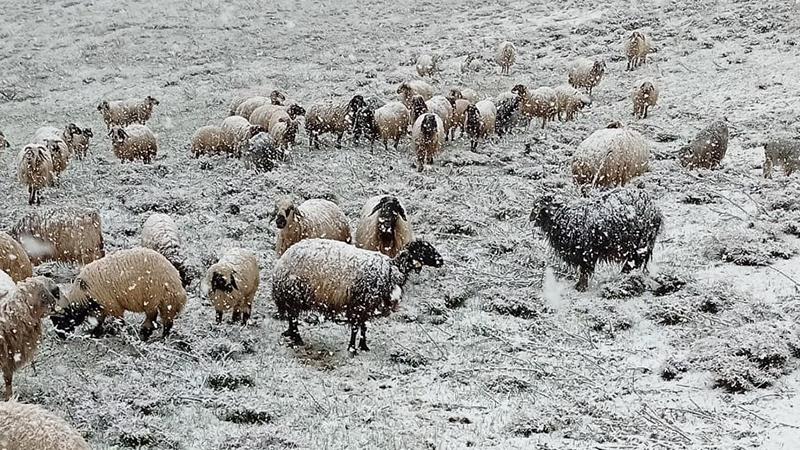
xmin=1 ymin=0 xmax=800 ymax=448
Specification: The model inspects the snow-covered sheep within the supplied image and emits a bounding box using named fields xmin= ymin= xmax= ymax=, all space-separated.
xmin=409 ymin=95 xmax=429 ymax=125
xmin=243 ymin=132 xmax=281 ymax=172
xmin=270 ymin=116 xmax=300 ymax=151
xmin=625 ymin=31 xmax=650 ymax=70
xmin=0 ymin=232 xmax=33 ymax=283
xmin=190 ymin=125 xmax=233 ymax=157
xmin=273 ymin=238 xmax=443 ymax=353
xmin=554 ymin=85 xmax=591 ymax=122
xmin=416 ymin=54 xmax=441 ymax=77
xmin=32 ymin=127 xmax=70 ymax=180
xmin=16 ymin=143 xmax=54 ymax=205
xmin=464 ymin=100 xmax=497 ymax=151
xmin=221 ymin=115 xmax=264 ymax=157
xmin=305 ymin=96 xmax=366 ymax=149
xmin=571 ymin=122 xmax=650 ymax=187
xmin=232 ymin=90 xmax=286 ymax=118
xmin=460 ymin=54 xmax=483 ymax=73
xmin=447 ymin=97 xmax=471 ymax=140
xmin=0 ymin=131 xmax=9 ymax=149
xmin=518 ymin=86 xmax=558 ymax=129
xmin=530 ymin=187 xmax=663 ymax=291
xmin=355 ymin=195 xmax=414 ymax=258
xmin=412 ymin=112 xmax=445 ymax=172
xmin=201 ymin=248 xmax=260 ymax=325
xmin=678 ymin=120 xmax=729 ymax=169
xmin=109 ymin=124 xmax=158 ymax=163
xmin=97 ymin=95 xmax=159 ymax=129
xmin=0 ymin=271 xmax=15 ymax=302
xmin=495 ymin=41 xmax=516 ymax=75
xmin=763 ymin=138 xmax=800 ymax=178
xmin=495 ymin=90 xmax=523 ymax=136
xmin=352 ymin=101 xmax=410 ymax=151
xmin=141 ymin=213 xmax=192 ymax=287
xmin=426 ymin=95 xmax=454 ymax=140
xmin=274 ymin=197 xmax=352 ymax=256
xmin=51 ymin=248 xmax=187 ymax=340
xmin=568 ymin=59 xmax=606 ymax=95
xmin=0 ymin=276 xmax=60 ymax=400
xmin=63 ymin=123 xmax=93 ymax=159
xmin=11 ymin=206 xmax=105 ymax=265
xmin=632 ymin=81 xmax=659 ymax=119
xmin=397 ymin=80 xmax=434 ymax=109
xmin=0 ymin=401 xmax=89 ymax=450
xmin=249 ymin=103 xmax=306 ymax=131
xmin=448 ymin=88 xmax=479 ymax=104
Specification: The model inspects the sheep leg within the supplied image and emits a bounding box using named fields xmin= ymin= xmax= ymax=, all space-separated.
xmin=383 ymin=138 xmax=389 ymax=152
xmin=231 ymin=310 xmax=242 ymax=323
xmin=643 ymin=105 xmax=649 ymax=118
xmin=140 ymin=311 xmax=158 ymax=341
xmin=161 ymin=319 xmax=174 ymax=338
xmin=28 ymin=187 xmax=34 ymax=205
xmin=241 ymin=307 xmax=250 ymax=325
xmin=283 ymin=317 xmax=303 ymax=346
xmin=90 ymin=315 xmax=106 ymax=338
xmin=216 ymin=310 xmax=223 ymax=324
xmin=348 ymin=324 xmax=359 ymax=354
xmin=393 ymin=137 xmax=400 ymax=151
xmin=3 ymin=369 xmax=11 ymax=401
xmin=575 ymin=269 xmax=590 ymax=292
xmin=541 ymin=117 xmax=547 ymax=129
xmin=763 ymin=158 xmax=773 ymax=178
xmin=417 ymin=154 xmax=425 ymax=172
xmin=358 ymin=323 xmax=369 ymax=352
xmin=335 ymin=132 xmax=344 ymax=149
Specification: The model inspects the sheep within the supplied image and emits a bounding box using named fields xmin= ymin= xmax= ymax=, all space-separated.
xmin=416 ymin=54 xmax=441 ymax=77
xmin=530 ymin=187 xmax=663 ymax=291
xmin=412 ymin=113 xmax=445 ymax=172
xmin=272 ymin=238 xmax=443 ymax=353
xmin=0 ymin=131 xmax=9 ymax=149
xmin=426 ymin=95 xmax=454 ymax=141
xmin=460 ymin=54 xmax=483 ymax=73
xmin=632 ymin=81 xmax=659 ymax=119
xmin=190 ymin=125 xmax=233 ymax=157
xmin=63 ymin=123 xmax=93 ymax=159
xmin=109 ymin=124 xmax=158 ymax=163
xmin=243 ymin=132 xmax=280 ymax=172
xmin=221 ymin=115 xmax=265 ymax=157
xmin=464 ymin=100 xmax=497 ymax=151
xmin=201 ymin=248 xmax=260 ymax=325
xmin=304 ymin=96 xmax=366 ymax=149
xmin=571 ymin=122 xmax=650 ymax=187
xmin=32 ymin=127 xmax=70 ymax=180
xmin=232 ymin=90 xmax=286 ymax=118
xmin=678 ymin=120 xmax=729 ymax=169
xmin=763 ymin=138 xmax=800 ymax=178
xmin=141 ymin=213 xmax=192 ymax=287
xmin=448 ymin=88 xmax=479 ymax=104
xmin=0 ymin=401 xmax=89 ymax=449
xmin=0 ymin=276 xmax=60 ymax=400
xmin=625 ymin=31 xmax=650 ymax=70
xmin=397 ymin=80 xmax=434 ymax=109
xmin=568 ymin=59 xmax=606 ymax=95
xmin=495 ymin=41 xmax=516 ymax=75
xmin=0 ymin=232 xmax=33 ymax=283
xmin=97 ymin=95 xmax=159 ymax=129
xmin=51 ymin=248 xmax=187 ymax=340
xmin=270 ymin=116 xmax=300 ymax=151
xmin=554 ymin=85 xmax=592 ymax=122
xmin=352 ymin=101 xmax=410 ymax=151
xmin=447 ymin=97 xmax=471 ymax=140
xmin=355 ymin=195 xmax=414 ymax=258
xmin=249 ymin=103 xmax=306 ymax=131
xmin=274 ymin=196 xmax=352 ymax=256
xmin=0 ymin=271 xmax=15 ymax=302
xmin=494 ymin=90 xmax=523 ymax=136
xmin=409 ymin=95 xmax=429 ymax=125
xmin=16 ymin=144 xmax=54 ymax=205
xmin=11 ymin=206 xmax=105 ymax=265
xmin=518 ymin=85 xmax=558 ymax=129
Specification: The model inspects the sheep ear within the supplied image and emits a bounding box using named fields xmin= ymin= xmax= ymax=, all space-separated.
xmin=78 ymin=278 xmax=89 ymax=291
xmin=396 ymin=204 xmax=407 ymax=221
xmin=230 ymin=273 xmax=239 ymax=291
xmin=292 ymin=206 xmax=303 ymax=218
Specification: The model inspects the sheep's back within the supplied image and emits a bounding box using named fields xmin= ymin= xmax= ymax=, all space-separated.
xmin=0 ymin=402 xmax=90 ymax=450
xmin=572 ymin=128 xmax=649 ymax=186
xmin=297 ymin=199 xmax=351 ymax=241
xmin=12 ymin=207 xmax=104 ymax=265
xmin=374 ymin=102 xmax=409 ymax=139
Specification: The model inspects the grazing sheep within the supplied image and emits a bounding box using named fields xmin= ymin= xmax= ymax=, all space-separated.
xmin=273 ymin=238 xmax=443 ymax=353
xmin=447 ymin=97 xmax=471 ymax=140
xmin=763 ymin=138 xmax=800 ymax=178
xmin=519 ymin=86 xmax=558 ymax=129
xmin=530 ymin=187 xmax=663 ymax=291
xmin=632 ymin=81 xmax=659 ymax=119
xmin=416 ymin=54 xmax=441 ymax=77
xmin=571 ymin=122 xmax=650 ymax=187
xmin=495 ymin=90 xmax=523 ymax=136
xmin=449 ymin=88 xmax=479 ymax=104
xmin=464 ymin=100 xmax=497 ymax=151
xmin=16 ymin=144 xmax=54 ymax=205
xmin=460 ymin=54 xmax=483 ymax=73
xmin=0 ymin=276 xmax=60 ymax=400
xmin=51 ymin=248 xmax=187 ymax=340
xmin=554 ymin=85 xmax=592 ymax=122
xmin=0 ymin=232 xmax=33 ymax=283
xmin=568 ymin=59 xmax=606 ymax=95
xmin=353 ymin=101 xmax=410 ymax=151
xmin=397 ymin=80 xmax=434 ymax=108
xmin=409 ymin=95 xmax=429 ymax=125
xmin=304 ymin=96 xmax=366 ymax=149
xmin=412 ymin=113 xmax=445 ymax=171
xmin=243 ymin=132 xmax=280 ymax=172
xmin=97 ymin=96 xmax=159 ymax=129
xmin=11 ymin=206 xmax=105 ymax=265
xmin=355 ymin=195 xmax=414 ymax=258
xmin=625 ymin=31 xmax=650 ymax=70
xmin=426 ymin=95 xmax=454 ymax=140
xmin=221 ymin=115 xmax=264 ymax=156
xmin=0 ymin=131 xmax=9 ymax=149
xmin=201 ymin=248 xmax=260 ymax=325
xmin=270 ymin=116 xmax=300 ymax=151
xmin=274 ymin=197 xmax=352 ymax=256
xmin=0 ymin=401 xmax=89 ymax=450
xmin=249 ymin=103 xmax=306 ymax=131
xmin=190 ymin=125 xmax=233 ymax=157
xmin=495 ymin=41 xmax=516 ymax=75
xmin=141 ymin=213 xmax=192 ymax=287
xmin=230 ymin=90 xmax=286 ymax=117
xmin=678 ymin=120 xmax=729 ymax=169
xmin=109 ymin=124 xmax=158 ymax=163
xmin=32 ymin=127 xmax=70 ymax=180
xmin=63 ymin=123 xmax=93 ymax=159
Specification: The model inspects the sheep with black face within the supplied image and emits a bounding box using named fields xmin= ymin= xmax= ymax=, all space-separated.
xmin=355 ymin=195 xmax=414 ymax=258
xmin=201 ymin=248 xmax=260 ymax=325
xmin=274 ymin=196 xmax=352 ymax=256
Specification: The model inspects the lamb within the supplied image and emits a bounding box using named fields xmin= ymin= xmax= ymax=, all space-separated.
xmin=554 ymin=85 xmax=591 ymax=122
xmin=426 ymin=95 xmax=454 ymax=140
xmin=97 ymin=95 xmax=159 ymax=129
xmin=274 ymin=196 xmax=352 ymax=256
xmin=221 ymin=115 xmax=265 ymax=157
xmin=625 ymin=31 xmax=650 ymax=70
xmin=518 ymin=85 xmax=558 ymax=129
xmin=243 ymin=132 xmax=281 ymax=172
xmin=0 ymin=401 xmax=89 ymax=449
xmin=632 ymin=81 xmax=659 ymax=119
xmin=355 ymin=195 xmax=414 ymax=258
xmin=32 ymin=127 xmax=70 ymax=180
xmin=352 ymin=101 xmax=410 ymax=151
xmin=494 ymin=90 xmax=523 ymax=136
xmin=11 ymin=206 xmax=105 ymax=265
xmin=678 ymin=120 xmax=729 ymax=169
xmin=416 ymin=54 xmax=441 ymax=77
xmin=232 ymin=90 xmax=286 ymax=118
xmin=0 ymin=276 xmax=60 ymax=400
xmin=530 ymin=187 xmax=663 ymax=291
xmin=304 ymin=96 xmax=366 ymax=149
xmin=0 ymin=232 xmax=33 ymax=283
xmin=141 ymin=213 xmax=192 ymax=287
xmin=109 ymin=124 xmax=158 ymax=163
xmin=763 ymin=138 xmax=800 ymax=178
xmin=201 ymin=248 xmax=260 ymax=325
xmin=397 ymin=80 xmax=434 ymax=109
xmin=412 ymin=113 xmax=445 ymax=172
xmin=273 ymin=238 xmax=443 ymax=353
xmin=190 ymin=125 xmax=233 ymax=157
xmin=464 ymin=100 xmax=497 ymax=151
xmin=16 ymin=144 xmax=54 ymax=205
xmin=571 ymin=122 xmax=650 ymax=187
xmin=568 ymin=59 xmax=606 ymax=95
xmin=63 ymin=123 xmax=93 ymax=159
xmin=495 ymin=41 xmax=516 ymax=75
xmin=0 ymin=131 xmax=9 ymax=149
xmin=51 ymin=248 xmax=187 ymax=340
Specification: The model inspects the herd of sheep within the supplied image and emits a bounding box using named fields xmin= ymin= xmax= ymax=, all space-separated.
xmin=1 ymin=31 xmax=800 ymax=447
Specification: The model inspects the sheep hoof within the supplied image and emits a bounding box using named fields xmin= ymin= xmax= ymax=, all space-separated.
xmin=347 ymin=346 xmax=358 ymax=356
xmin=359 ymin=342 xmax=370 ymax=352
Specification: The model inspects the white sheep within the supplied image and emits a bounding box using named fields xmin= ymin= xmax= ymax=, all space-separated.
xmin=554 ymin=85 xmax=592 ymax=122
xmin=464 ymin=100 xmax=497 ymax=150
xmin=0 ymin=271 xmax=15 ymax=302
xmin=0 ymin=232 xmax=33 ymax=283
xmin=141 ymin=213 xmax=192 ymax=287
xmin=109 ymin=124 xmax=158 ymax=163
xmin=274 ymin=196 xmax=352 ymax=256
xmin=0 ymin=401 xmax=89 ymax=450
xmin=518 ymin=85 xmax=558 ymax=129
xmin=249 ymin=103 xmax=306 ymax=131
xmin=32 ymin=126 xmax=70 ymax=181
xmin=232 ymin=90 xmax=286 ymax=118
xmin=568 ymin=59 xmax=606 ymax=95
xmin=632 ymin=81 xmax=659 ymax=119
xmin=495 ymin=41 xmax=516 ymax=75
xmin=355 ymin=195 xmax=414 ymax=258
xmin=304 ymin=96 xmax=366 ymax=149
xmin=201 ymin=248 xmax=260 ymax=325
xmin=416 ymin=54 xmax=441 ymax=77
xmin=625 ymin=31 xmax=650 ymax=70
xmin=12 ymin=206 xmax=105 ymax=265
xmin=449 ymin=88 xmax=479 ymax=104
xmin=426 ymin=95 xmax=455 ymax=141
xmin=190 ymin=125 xmax=233 ymax=157
xmin=352 ymin=101 xmax=411 ymax=151
xmin=397 ymin=80 xmax=434 ymax=109
xmin=412 ymin=113 xmax=445 ymax=171
xmin=221 ymin=116 xmax=265 ymax=157
xmin=763 ymin=138 xmax=800 ymax=178
xmin=460 ymin=54 xmax=483 ymax=73
xmin=16 ymin=143 xmax=54 ymax=205
xmin=63 ymin=123 xmax=93 ymax=159
xmin=571 ymin=122 xmax=650 ymax=187
xmin=97 ymin=95 xmax=159 ymax=129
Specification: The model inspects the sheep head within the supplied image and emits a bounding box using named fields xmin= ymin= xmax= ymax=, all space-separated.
xmin=286 ymin=104 xmax=306 ymax=119
xmin=145 ymin=95 xmax=159 ymax=106
xmin=275 ymin=197 xmax=299 ymax=229
xmin=50 ymin=277 xmax=99 ymax=337
xmin=420 ymin=114 xmax=437 ymax=136
xmin=396 ymin=240 xmax=443 ymax=274
xmin=529 ymin=194 xmax=563 ymax=231
xmin=372 ymin=196 xmax=406 ymax=245
xmin=511 ymin=84 xmax=528 ymax=98
xmin=97 ymin=100 xmax=109 ymax=112
xmin=270 ymin=90 xmax=286 ymax=105
xmin=211 ymin=270 xmax=238 ymax=293
xmin=0 ymin=131 xmax=8 ymax=148
xmin=108 ymin=127 xmax=128 ymax=145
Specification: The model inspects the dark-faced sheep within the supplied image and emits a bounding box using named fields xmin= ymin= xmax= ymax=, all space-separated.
xmin=464 ymin=100 xmax=497 ymax=151
xmin=273 ymin=238 xmax=443 ymax=354
xmin=231 ymin=90 xmax=286 ymax=117
xmin=305 ymin=96 xmax=366 ymax=149
xmin=0 ymin=232 xmax=33 ymax=283
xmin=625 ymin=31 xmax=650 ymax=70
xmin=32 ymin=127 xmax=70 ymax=181
xmin=495 ymin=41 xmax=516 ymax=75
xmin=763 ymin=138 xmax=800 ymax=178
xmin=355 ymin=195 xmax=414 ymax=258
xmin=568 ymin=59 xmax=606 ymax=95
xmin=97 ymin=96 xmax=159 ymax=129
xmin=412 ymin=113 xmax=445 ymax=172
xmin=632 ymin=81 xmax=659 ymax=119
xmin=201 ymin=248 xmax=260 ymax=325
xmin=0 ymin=401 xmax=89 ymax=449
xmin=274 ymin=196 xmax=352 ymax=256
xmin=554 ymin=85 xmax=591 ymax=122
xmin=63 ymin=123 xmax=93 ymax=159
xmin=572 ymin=122 xmax=650 ymax=188
xmin=12 ymin=206 xmax=105 ymax=265
xmin=518 ymin=86 xmax=557 ymax=129
xmin=243 ymin=132 xmax=280 ymax=172
xmin=530 ymin=188 xmax=663 ymax=291
xmin=409 ymin=95 xmax=429 ymax=125
xmin=678 ymin=120 xmax=729 ymax=169
xmin=397 ymin=80 xmax=434 ymax=109
xmin=494 ymin=91 xmax=523 ymax=137
xmin=353 ymin=101 xmax=410 ymax=151
xmin=16 ymin=144 xmax=54 ymax=205
xmin=109 ymin=124 xmax=158 ymax=163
